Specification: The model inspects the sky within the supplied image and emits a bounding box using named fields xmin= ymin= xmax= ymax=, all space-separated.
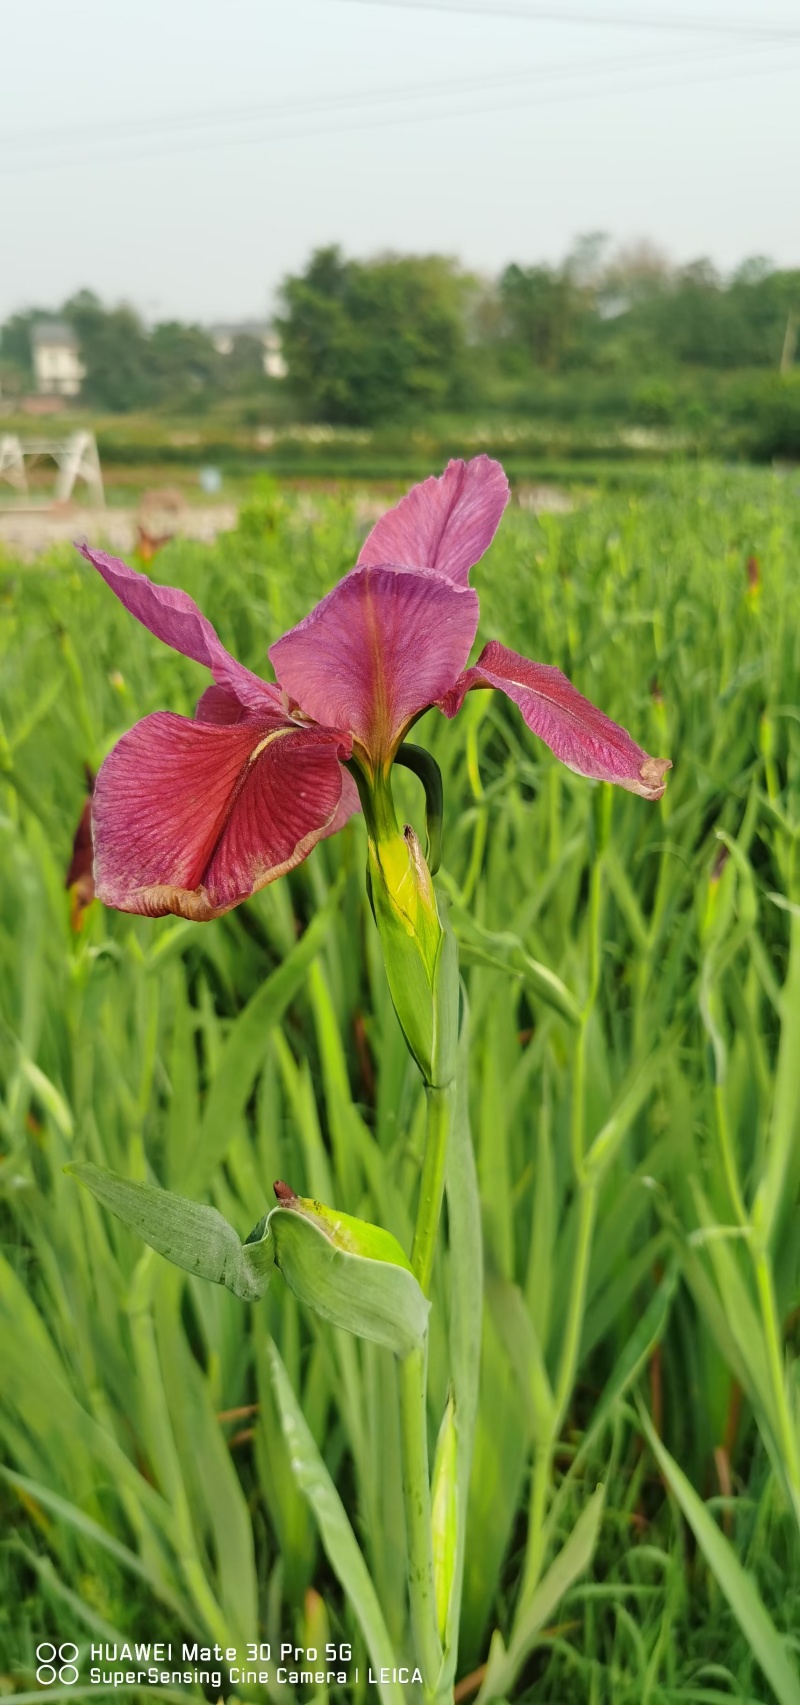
xmin=2 ymin=0 xmax=799 ymax=324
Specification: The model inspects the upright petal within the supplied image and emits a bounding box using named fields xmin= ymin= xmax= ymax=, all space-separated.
xmin=270 ymin=565 xmax=478 ymax=768
xmin=78 ymin=543 xmax=278 ymax=717
xmin=356 ymin=456 xmax=509 ymax=588
xmin=92 ymin=711 xmax=352 ymax=920
xmin=441 ymin=641 xmax=671 ymax=800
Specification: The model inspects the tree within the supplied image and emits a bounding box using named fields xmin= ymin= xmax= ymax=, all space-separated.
xmin=62 ymin=292 xmax=155 ymax=411
xmin=499 ymin=263 xmax=580 ymax=371
xmin=277 ymin=246 xmax=471 ymax=424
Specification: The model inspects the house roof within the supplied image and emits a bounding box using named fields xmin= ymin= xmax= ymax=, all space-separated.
xmin=30 ymin=320 xmax=79 ymax=348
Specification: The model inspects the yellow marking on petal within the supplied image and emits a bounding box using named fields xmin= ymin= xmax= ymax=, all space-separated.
xmin=247 ymin=727 xmax=294 ymax=764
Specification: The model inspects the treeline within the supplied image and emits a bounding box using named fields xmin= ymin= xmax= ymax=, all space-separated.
xmin=2 ymin=242 xmax=799 ymax=457
xmin=278 ymin=240 xmax=799 ymax=426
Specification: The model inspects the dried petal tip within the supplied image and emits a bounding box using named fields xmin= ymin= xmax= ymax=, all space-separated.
xmin=273 ymin=1179 xmax=297 ymax=1203
xmin=637 ymin=757 xmax=672 ymax=800
xmin=440 ymin=641 xmax=672 ymax=803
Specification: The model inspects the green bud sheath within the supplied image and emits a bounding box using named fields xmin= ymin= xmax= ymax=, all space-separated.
xmin=369 ymin=823 xmax=445 ymax=1084
xmin=269 ymin=1181 xmax=429 ymax=1356
xmin=273 ymin=1179 xmax=412 ymax=1269
xmin=349 ymin=757 xmax=454 ymax=1086
xmin=431 ymin=1391 xmax=459 ymax=1644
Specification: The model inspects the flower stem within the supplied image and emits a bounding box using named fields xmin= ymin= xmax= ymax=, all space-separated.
xmin=411 ymin=1084 xmax=454 ymax=1298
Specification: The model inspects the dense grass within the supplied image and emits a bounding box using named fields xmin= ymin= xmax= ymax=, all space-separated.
xmin=1 ymin=466 xmax=800 ymax=1702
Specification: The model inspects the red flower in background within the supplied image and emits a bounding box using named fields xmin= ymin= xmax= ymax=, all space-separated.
xmin=79 ymin=456 xmax=669 ymax=921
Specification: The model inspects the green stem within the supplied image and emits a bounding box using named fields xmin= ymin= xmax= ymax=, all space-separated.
xmin=398 ymin=1344 xmax=443 ymax=1695
xmin=411 ymin=1084 xmax=454 ymax=1298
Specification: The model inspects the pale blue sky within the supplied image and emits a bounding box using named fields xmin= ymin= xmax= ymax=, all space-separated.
xmin=2 ymin=0 xmax=799 ymax=323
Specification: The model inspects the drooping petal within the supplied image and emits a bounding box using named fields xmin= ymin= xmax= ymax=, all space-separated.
xmin=194 ymin=684 xmax=249 ymax=725
xmin=441 ymin=641 xmax=671 ymax=800
xmin=92 ymin=711 xmax=352 ymax=919
xmin=78 ymin=544 xmax=279 ymax=717
xmin=320 ymin=765 xmax=362 ymax=839
xmin=356 ymin=456 xmax=509 ymax=588
xmin=270 ymin=565 xmax=478 ymax=766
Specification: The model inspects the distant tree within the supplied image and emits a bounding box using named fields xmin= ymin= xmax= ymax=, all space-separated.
xmin=499 ymin=263 xmax=580 ymax=370
xmin=219 ymin=333 xmax=268 ymax=393
xmin=148 ymin=321 xmax=221 ymax=403
xmin=62 ymin=292 xmax=156 ymax=410
xmin=277 ymin=246 xmax=471 ymax=424
xmin=0 ymin=308 xmax=51 ymax=393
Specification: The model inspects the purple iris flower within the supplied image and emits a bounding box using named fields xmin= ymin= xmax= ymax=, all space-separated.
xmin=78 ymin=456 xmax=670 ymax=921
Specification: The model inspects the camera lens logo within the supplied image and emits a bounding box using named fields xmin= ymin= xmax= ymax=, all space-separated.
xmin=36 ymin=1644 xmax=79 ymax=1686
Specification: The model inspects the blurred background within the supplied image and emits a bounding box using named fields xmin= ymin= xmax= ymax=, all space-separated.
xmin=2 ymin=5 xmax=800 ymax=1704
xmin=1 ymin=0 xmax=800 ymax=541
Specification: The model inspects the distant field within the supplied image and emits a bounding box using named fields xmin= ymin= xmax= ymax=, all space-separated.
xmin=1 ymin=467 xmax=799 ymax=1700
xmin=3 ymin=388 xmax=795 ymax=506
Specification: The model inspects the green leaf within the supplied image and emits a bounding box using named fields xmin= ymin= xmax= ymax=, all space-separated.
xmin=437 ymin=989 xmax=484 ymax=1690
xmin=184 ymin=884 xmax=343 ymax=1194
xmin=637 ymin=1402 xmax=800 ymax=1705
xmin=66 ymin=1162 xmax=274 ymax=1301
xmin=446 ymin=903 xmax=581 ymax=1027
xmin=0 ymin=1466 xmax=196 ymax=1629
xmin=271 ymin=1208 xmax=429 ymax=1357
xmin=268 ymin=1339 xmax=405 ymax=1705
xmin=486 ymin=1273 xmax=556 ymax=1444
xmin=67 ymin=1164 xmax=428 ymax=1355
xmin=478 ymin=1485 xmax=605 ymax=1704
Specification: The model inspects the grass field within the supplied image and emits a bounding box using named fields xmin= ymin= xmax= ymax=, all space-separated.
xmin=1 ymin=464 xmax=800 ymax=1702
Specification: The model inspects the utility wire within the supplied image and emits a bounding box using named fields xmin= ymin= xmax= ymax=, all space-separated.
xmin=0 ymin=47 xmax=714 ymax=156
xmin=338 ymin=0 xmax=800 ymax=40
xmin=3 ymin=41 xmax=796 ymax=176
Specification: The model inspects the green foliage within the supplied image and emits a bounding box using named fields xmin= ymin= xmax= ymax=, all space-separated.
xmin=277 ymin=245 xmax=471 ymax=424
xmin=2 ymin=468 xmax=800 ymax=1699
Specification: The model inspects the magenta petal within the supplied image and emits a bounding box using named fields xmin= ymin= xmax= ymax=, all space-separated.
xmin=78 ymin=544 xmax=278 ymax=716
xmin=441 ymin=641 xmax=671 ymax=800
xmin=93 ymin=711 xmax=351 ymax=919
xmin=320 ymin=765 xmax=361 ymax=838
xmin=356 ymin=456 xmax=509 ymax=588
xmin=194 ymin=684 xmax=249 ymax=725
xmin=270 ymin=565 xmax=478 ymax=765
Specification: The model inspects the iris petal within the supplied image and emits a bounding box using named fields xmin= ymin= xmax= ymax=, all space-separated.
xmin=271 ymin=565 xmax=478 ymax=767
xmin=92 ymin=711 xmax=352 ymax=919
xmin=356 ymin=455 xmax=509 ymax=588
xmin=441 ymin=641 xmax=671 ymax=800
xmin=78 ymin=544 xmax=278 ymax=716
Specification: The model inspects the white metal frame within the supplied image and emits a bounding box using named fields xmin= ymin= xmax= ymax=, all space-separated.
xmin=0 ymin=431 xmax=105 ymax=505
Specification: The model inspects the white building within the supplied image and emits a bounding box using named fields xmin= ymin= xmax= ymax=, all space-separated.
xmin=209 ymin=322 xmax=287 ymax=379
xmin=30 ymin=321 xmax=85 ymax=398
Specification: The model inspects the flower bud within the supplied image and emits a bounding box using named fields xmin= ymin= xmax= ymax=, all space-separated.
xmin=369 ymin=824 xmax=451 ymax=1085
xmin=431 ymin=1391 xmax=459 ymax=1644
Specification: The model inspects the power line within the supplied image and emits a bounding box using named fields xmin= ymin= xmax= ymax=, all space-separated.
xmin=0 ymin=49 xmax=701 ymax=155
xmin=338 ymin=0 xmax=800 ymax=40
xmin=3 ymin=41 xmax=797 ymax=176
